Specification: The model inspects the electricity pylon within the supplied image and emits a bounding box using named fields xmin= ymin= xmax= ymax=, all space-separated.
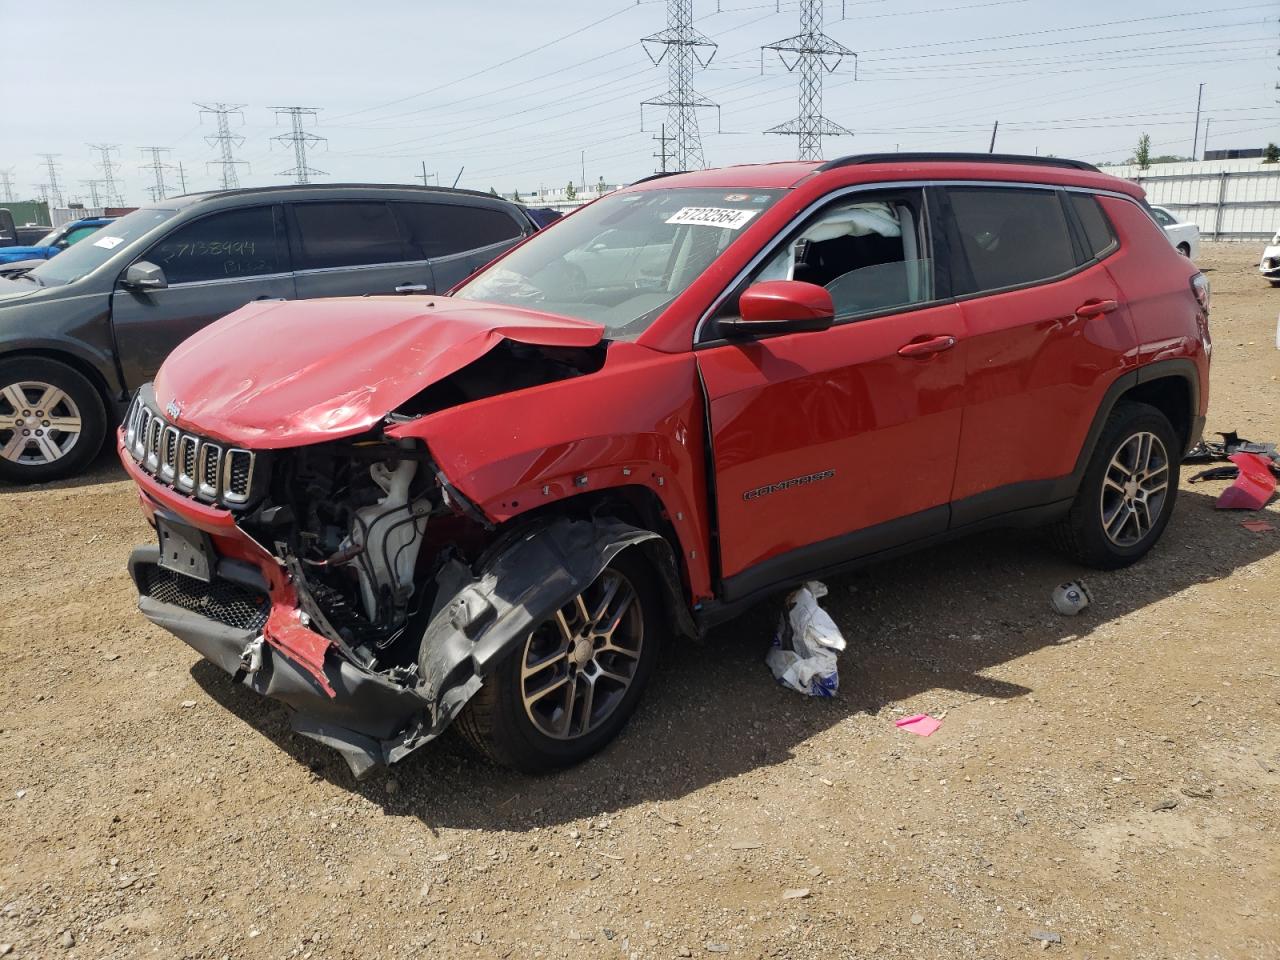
xmin=271 ymin=107 xmax=327 ymax=184
xmin=641 ymin=0 xmax=718 ymax=171
xmin=87 ymin=144 xmax=124 ymax=206
xmin=197 ymin=102 xmax=249 ymax=190
xmin=762 ymin=0 xmax=856 ymax=160
xmin=139 ymin=147 xmax=174 ymax=201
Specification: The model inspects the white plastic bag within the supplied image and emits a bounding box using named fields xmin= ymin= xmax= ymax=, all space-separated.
xmin=767 ymin=580 xmax=847 ymax=697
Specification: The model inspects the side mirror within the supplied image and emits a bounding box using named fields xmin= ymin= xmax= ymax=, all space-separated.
xmin=719 ymin=280 xmax=834 ymax=338
xmin=122 ymin=261 xmax=168 ymax=291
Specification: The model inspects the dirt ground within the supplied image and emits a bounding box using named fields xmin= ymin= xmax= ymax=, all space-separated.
xmin=1 ymin=242 xmax=1277 ymax=960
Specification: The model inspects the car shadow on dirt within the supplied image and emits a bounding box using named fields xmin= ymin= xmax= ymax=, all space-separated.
xmin=0 ymin=443 xmax=124 ymax=495
xmin=189 ymin=487 xmax=1277 ymax=830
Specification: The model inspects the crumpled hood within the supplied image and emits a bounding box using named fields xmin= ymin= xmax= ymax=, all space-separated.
xmin=154 ymin=296 xmax=605 ymax=448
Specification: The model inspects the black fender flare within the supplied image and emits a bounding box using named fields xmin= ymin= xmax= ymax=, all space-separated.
xmin=387 ymin=515 xmax=693 ymax=765
xmin=1071 ymin=358 xmax=1202 ymax=482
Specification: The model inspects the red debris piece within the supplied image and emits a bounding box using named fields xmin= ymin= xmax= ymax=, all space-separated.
xmin=1241 ymin=519 xmax=1276 ymax=533
xmin=1214 ymin=453 xmax=1277 ymax=511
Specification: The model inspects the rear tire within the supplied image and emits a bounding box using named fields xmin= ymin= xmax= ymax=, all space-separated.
xmin=1052 ymin=402 xmax=1180 ymax=569
xmin=0 ymin=357 xmax=107 ymax=484
xmin=453 ymin=549 xmax=662 ymax=772
xmin=1176 ymin=242 xmax=1191 ymax=257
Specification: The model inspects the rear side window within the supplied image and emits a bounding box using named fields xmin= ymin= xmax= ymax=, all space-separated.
xmin=1068 ymin=193 xmax=1117 ymax=260
xmin=144 ymin=206 xmax=281 ymax=284
xmin=292 ymin=202 xmax=404 ymax=269
xmin=393 ymin=202 xmax=523 ymax=259
xmin=946 ymin=187 xmax=1077 ymax=295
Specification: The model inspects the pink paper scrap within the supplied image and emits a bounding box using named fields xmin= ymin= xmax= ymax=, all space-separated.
xmin=895 ymin=714 xmax=942 ymax=737
xmin=1242 ymin=519 xmax=1275 ymax=533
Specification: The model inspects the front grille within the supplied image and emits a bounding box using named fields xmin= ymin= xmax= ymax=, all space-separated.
xmin=139 ymin=563 xmax=270 ymax=632
xmin=124 ymin=391 xmax=259 ymax=509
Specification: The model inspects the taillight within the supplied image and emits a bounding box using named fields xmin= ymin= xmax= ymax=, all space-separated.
xmin=1191 ymin=272 xmax=1210 ymax=315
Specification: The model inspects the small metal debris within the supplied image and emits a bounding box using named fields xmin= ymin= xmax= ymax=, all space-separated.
xmin=1030 ymin=930 xmax=1062 ymax=944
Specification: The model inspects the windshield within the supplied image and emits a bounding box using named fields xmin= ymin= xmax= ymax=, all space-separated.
xmin=28 ymin=208 xmax=177 ymax=286
xmin=34 ymin=227 xmax=60 ymax=247
xmin=453 ymin=187 xmax=784 ymax=337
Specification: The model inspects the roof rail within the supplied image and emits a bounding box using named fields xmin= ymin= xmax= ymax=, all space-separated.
xmin=816 ymin=152 xmax=1100 ymax=173
xmin=627 ymin=170 xmax=687 ymax=186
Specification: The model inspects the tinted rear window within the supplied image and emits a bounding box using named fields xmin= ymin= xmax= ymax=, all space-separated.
xmin=947 ymin=187 xmax=1077 ymax=294
xmin=393 ymin=202 xmax=523 ymax=259
xmin=1069 ymin=193 xmax=1117 ymax=260
xmin=292 ymin=202 xmax=404 ymax=270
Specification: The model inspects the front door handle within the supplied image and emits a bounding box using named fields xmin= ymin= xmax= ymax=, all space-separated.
xmin=1075 ymin=298 xmax=1118 ymax=319
xmin=897 ymin=335 xmax=957 ymax=359
xmin=395 ymin=283 xmax=431 ymax=294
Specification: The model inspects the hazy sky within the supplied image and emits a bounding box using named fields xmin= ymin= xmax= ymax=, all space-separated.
xmin=5 ymin=0 xmax=1276 ymax=205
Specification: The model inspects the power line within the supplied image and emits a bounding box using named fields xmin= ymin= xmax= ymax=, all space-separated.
xmin=87 ymin=144 xmax=124 ymax=206
xmin=139 ymin=147 xmax=175 ymax=201
xmin=762 ymin=0 xmax=855 ymax=159
xmin=37 ymin=154 xmax=64 ymax=208
xmin=271 ymin=107 xmax=327 ymax=183
xmin=641 ymin=0 xmax=720 ymax=170
xmin=197 ymin=102 xmax=249 ymax=190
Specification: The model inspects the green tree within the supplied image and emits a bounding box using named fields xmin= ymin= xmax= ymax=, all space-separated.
xmin=1265 ymin=143 xmax=1280 ymax=164
xmin=513 ymin=189 xmax=522 ymax=203
xmin=566 ymin=181 xmax=578 ymax=201
xmin=1135 ymin=133 xmax=1151 ymax=170
xmin=488 ymin=186 xmax=500 ymax=196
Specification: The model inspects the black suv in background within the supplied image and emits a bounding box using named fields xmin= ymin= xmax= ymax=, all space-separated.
xmin=0 ymin=184 xmax=537 ymax=482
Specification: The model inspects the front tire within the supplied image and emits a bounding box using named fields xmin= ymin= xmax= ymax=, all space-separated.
xmin=453 ymin=549 xmax=662 ymax=772
xmin=1176 ymin=242 xmax=1191 ymax=257
xmin=1053 ymin=402 xmax=1180 ymax=569
xmin=0 ymin=357 xmax=107 ymax=484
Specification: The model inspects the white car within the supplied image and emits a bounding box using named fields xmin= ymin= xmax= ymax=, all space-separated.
xmin=1259 ymin=230 xmax=1280 ymax=286
xmin=1149 ymin=206 xmax=1200 ymax=259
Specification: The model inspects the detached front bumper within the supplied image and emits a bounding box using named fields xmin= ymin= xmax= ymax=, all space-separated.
xmin=129 ymin=546 xmax=431 ymax=778
xmin=119 ymin=435 xmax=439 ymax=778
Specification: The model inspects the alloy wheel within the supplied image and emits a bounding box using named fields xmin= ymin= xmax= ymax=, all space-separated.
xmin=1099 ymin=430 xmax=1169 ymax=547
xmin=520 ymin=568 xmax=644 ymax=740
xmin=0 ymin=381 xmax=83 ymax=466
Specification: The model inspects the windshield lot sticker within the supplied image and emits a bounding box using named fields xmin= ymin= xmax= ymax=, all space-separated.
xmin=93 ymin=236 xmax=125 ymax=249
xmin=666 ymin=206 xmax=760 ymax=229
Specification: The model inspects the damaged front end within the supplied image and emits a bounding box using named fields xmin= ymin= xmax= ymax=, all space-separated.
xmin=121 ymin=392 xmax=678 ymax=779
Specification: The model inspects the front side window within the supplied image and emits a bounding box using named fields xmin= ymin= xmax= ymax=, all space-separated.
xmin=143 ymin=206 xmax=281 ymax=284
xmin=731 ymin=190 xmax=933 ymax=324
xmin=453 ymin=187 xmax=783 ymax=338
xmin=947 ymin=187 xmax=1078 ymax=295
xmin=394 ymin=202 xmax=523 ymax=259
xmin=292 ymin=201 xmax=404 ymax=269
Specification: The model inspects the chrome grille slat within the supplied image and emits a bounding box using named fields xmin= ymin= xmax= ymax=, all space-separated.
xmin=197 ymin=441 xmax=223 ymax=501
xmin=176 ymin=435 xmax=198 ymax=492
xmin=222 ymin=449 xmax=255 ymax=504
xmin=125 ymin=394 xmax=257 ymax=508
xmin=160 ymin=426 xmax=180 ymax=481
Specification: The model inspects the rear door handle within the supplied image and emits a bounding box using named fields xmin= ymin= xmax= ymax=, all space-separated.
xmin=395 ymin=283 xmax=430 ymax=294
xmin=1075 ymin=298 xmax=1118 ymax=319
xmin=897 ymin=335 xmax=957 ymax=359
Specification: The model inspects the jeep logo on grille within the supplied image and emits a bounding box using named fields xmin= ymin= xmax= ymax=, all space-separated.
xmin=165 ymin=400 xmax=183 ymax=420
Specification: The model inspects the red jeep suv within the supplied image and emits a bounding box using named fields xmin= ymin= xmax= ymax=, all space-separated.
xmin=120 ymin=153 xmax=1211 ymax=777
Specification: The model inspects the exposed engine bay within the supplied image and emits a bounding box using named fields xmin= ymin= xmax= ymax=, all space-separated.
xmin=238 ymin=438 xmax=489 ymax=682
